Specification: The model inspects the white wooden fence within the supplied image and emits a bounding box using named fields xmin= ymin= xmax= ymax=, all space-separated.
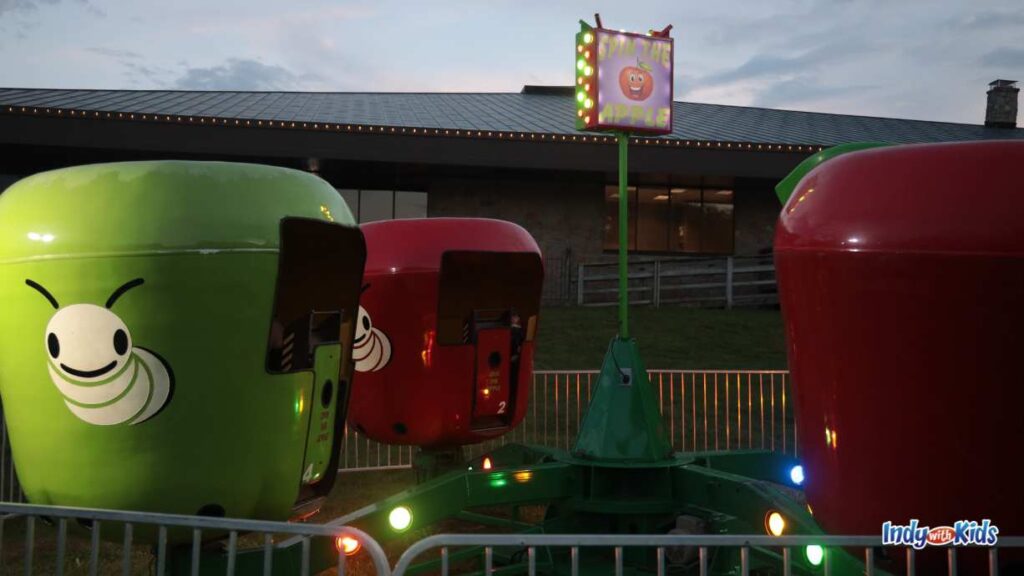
xmin=576 ymin=255 xmax=777 ymax=308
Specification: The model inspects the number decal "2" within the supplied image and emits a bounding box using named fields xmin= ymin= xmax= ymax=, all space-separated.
xmin=497 ymin=401 xmax=507 ymax=414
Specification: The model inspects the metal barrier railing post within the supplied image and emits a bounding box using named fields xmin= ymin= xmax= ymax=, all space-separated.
xmin=23 ymin=514 xmax=34 ymax=576
xmin=191 ymin=528 xmax=202 ymax=576
xmin=157 ymin=525 xmax=167 ymax=576
xmin=89 ymin=520 xmax=101 ymax=576
xmin=263 ymin=533 xmax=274 ymax=576
xmin=122 ymin=523 xmax=133 ymax=576
xmin=56 ymin=517 xmax=67 ymax=576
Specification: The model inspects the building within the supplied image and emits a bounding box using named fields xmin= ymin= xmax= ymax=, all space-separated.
xmin=1 ymin=81 xmax=1021 ymax=302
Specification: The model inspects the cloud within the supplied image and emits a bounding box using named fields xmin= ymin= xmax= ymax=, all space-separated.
xmin=0 ymin=0 xmax=59 ymax=14
xmin=697 ymin=43 xmax=868 ymax=88
xmin=85 ymin=47 xmax=141 ymax=59
xmin=680 ymin=37 xmax=876 ymax=111
xmin=0 ymin=0 xmax=99 ymax=16
xmin=80 ymin=46 xmax=169 ymax=87
xmin=123 ymin=61 xmax=171 ymax=85
xmin=185 ymin=4 xmax=376 ymax=35
xmin=173 ymin=58 xmax=326 ymax=91
xmin=752 ymin=76 xmax=877 ymax=109
xmin=954 ymin=9 xmax=1024 ymax=30
xmin=980 ymin=47 xmax=1024 ymax=69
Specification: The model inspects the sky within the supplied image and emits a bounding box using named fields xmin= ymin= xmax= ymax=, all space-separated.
xmin=0 ymin=0 xmax=1021 ymax=125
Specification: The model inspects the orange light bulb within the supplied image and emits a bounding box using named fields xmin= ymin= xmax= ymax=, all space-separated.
xmin=335 ymin=535 xmax=361 ymax=556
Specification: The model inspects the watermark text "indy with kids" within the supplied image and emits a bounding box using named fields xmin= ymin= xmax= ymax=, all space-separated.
xmin=882 ymin=520 xmax=999 ymax=550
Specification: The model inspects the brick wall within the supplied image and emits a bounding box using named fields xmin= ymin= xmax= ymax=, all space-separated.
xmin=427 ymin=173 xmax=606 ymax=263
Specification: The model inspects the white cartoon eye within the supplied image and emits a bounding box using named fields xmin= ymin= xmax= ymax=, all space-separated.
xmin=354 ymin=306 xmax=372 ymax=345
xmin=45 ymin=304 xmax=132 ymax=382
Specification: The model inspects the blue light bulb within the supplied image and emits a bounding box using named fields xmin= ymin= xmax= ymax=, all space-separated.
xmin=790 ymin=464 xmax=805 ymax=486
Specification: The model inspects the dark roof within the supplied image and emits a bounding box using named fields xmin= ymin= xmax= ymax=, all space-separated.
xmin=2 ymin=87 xmax=1022 ymax=147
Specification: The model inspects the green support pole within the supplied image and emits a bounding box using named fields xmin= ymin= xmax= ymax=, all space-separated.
xmin=572 ymin=131 xmax=673 ymax=462
xmin=617 ymin=131 xmax=629 ymax=339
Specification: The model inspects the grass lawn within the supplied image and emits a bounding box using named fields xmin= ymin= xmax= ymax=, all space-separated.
xmin=533 ymin=306 xmax=788 ymax=370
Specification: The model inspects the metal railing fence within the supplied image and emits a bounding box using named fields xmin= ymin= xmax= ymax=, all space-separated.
xmin=2 ymin=502 xmax=1020 ymax=576
xmin=393 ymin=532 xmax=1024 ymax=576
xmin=339 ymin=369 xmax=795 ymax=471
xmin=0 ymin=502 xmax=389 ymax=576
xmin=0 ymin=370 xmax=793 ymax=490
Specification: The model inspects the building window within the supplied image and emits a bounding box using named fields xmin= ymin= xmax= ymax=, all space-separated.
xmin=336 ymin=189 xmax=427 ymax=223
xmin=603 ymin=185 xmax=734 ymax=254
xmin=394 ymin=191 xmax=428 ymax=219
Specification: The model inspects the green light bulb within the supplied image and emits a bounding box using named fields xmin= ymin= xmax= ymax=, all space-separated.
xmin=388 ymin=506 xmax=413 ymax=531
xmin=576 ymin=91 xmax=585 ymax=102
xmin=577 ymin=59 xmax=585 ymax=71
xmin=805 ymin=545 xmax=824 ymax=567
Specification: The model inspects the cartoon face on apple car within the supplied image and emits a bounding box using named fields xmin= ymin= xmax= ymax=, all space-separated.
xmin=352 ymin=305 xmax=391 ymax=373
xmin=26 ymin=278 xmax=173 ymax=426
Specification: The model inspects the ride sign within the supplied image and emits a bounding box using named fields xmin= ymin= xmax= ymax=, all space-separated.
xmin=575 ymin=20 xmax=673 ymax=134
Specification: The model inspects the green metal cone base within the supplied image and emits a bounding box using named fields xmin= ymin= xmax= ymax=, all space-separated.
xmin=572 ymin=337 xmax=674 ymax=462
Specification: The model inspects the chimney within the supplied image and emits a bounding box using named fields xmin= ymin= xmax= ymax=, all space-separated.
xmin=985 ymin=79 xmax=1018 ymax=128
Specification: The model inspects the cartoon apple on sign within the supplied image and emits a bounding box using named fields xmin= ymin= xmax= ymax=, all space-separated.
xmin=619 ymin=60 xmax=654 ymax=101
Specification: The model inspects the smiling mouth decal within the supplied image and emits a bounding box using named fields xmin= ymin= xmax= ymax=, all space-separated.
xmin=60 ymin=360 xmax=117 ymax=379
